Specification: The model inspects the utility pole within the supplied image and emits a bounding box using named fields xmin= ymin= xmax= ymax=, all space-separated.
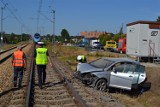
xmin=21 ymin=24 xmax=23 ymax=41
xmin=0 ymin=4 xmax=7 ymax=51
xmin=51 ymin=10 xmax=55 ymax=52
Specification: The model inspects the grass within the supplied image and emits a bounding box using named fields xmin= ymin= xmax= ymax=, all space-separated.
xmin=49 ymin=45 xmax=160 ymax=107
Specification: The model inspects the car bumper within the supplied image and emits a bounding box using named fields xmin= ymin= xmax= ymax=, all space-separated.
xmin=73 ymin=72 xmax=97 ymax=86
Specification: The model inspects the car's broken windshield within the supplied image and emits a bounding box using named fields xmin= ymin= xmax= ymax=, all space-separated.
xmin=89 ymin=58 xmax=114 ymax=68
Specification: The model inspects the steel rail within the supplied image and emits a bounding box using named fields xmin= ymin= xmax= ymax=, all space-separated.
xmin=0 ymin=53 xmax=13 ymax=64
xmin=25 ymin=44 xmax=35 ymax=107
xmin=0 ymin=44 xmax=28 ymax=64
xmin=0 ymin=46 xmax=17 ymax=55
xmin=50 ymin=56 xmax=88 ymax=107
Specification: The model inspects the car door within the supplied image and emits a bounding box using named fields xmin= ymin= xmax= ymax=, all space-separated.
xmin=132 ymin=64 xmax=146 ymax=85
xmin=109 ymin=62 xmax=136 ymax=90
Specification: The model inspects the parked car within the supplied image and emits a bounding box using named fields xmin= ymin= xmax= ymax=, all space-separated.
xmin=74 ymin=57 xmax=151 ymax=92
xmin=79 ymin=42 xmax=88 ymax=47
xmin=96 ymin=43 xmax=104 ymax=50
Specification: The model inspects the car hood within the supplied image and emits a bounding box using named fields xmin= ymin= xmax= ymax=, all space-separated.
xmin=77 ymin=63 xmax=102 ymax=73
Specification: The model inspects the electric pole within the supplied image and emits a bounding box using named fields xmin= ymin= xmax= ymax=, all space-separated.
xmin=51 ymin=10 xmax=55 ymax=52
xmin=0 ymin=4 xmax=7 ymax=51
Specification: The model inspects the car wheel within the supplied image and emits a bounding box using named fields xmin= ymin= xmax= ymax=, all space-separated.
xmin=95 ymin=79 xmax=108 ymax=91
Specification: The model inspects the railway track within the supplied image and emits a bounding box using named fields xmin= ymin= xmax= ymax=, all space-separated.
xmin=0 ymin=44 xmax=28 ymax=64
xmin=0 ymin=43 xmax=32 ymax=107
xmin=0 ymin=43 xmax=125 ymax=107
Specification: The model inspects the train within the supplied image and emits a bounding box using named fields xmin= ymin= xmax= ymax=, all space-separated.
xmin=33 ymin=33 xmax=41 ymax=43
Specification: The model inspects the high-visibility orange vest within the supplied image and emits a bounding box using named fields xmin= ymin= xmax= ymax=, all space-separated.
xmin=12 ymin=50 xmax=25 ymax=67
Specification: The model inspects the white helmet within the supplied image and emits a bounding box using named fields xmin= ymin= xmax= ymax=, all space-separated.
xmin=37 ymin=42 xmax=45 ymax=45
xmin=77 ymin=55 xmax=82 ymax=61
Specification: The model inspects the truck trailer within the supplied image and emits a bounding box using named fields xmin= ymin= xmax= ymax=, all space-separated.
xmin=126 ymin=20 xmax=160 ymax=62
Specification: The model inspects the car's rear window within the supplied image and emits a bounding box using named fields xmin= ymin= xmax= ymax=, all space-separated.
xmin=89 ymin=58 xmax=114 ymax=68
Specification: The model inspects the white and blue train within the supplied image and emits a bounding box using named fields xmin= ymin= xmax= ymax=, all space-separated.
xmin=33 ymin=33 xmax=41 ymax=43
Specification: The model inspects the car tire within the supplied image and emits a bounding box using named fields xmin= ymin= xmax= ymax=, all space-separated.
xmin=95 ymin=79 xmax=108 ymax=91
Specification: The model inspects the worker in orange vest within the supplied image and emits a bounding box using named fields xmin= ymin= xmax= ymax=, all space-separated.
xmin=12 ymin=46 xmax=27 ymax=88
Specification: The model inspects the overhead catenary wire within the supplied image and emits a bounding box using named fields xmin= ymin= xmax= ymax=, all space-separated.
xmin=37 ymin=0 xmax=43 ymax=33
xmin=0 ymin=0 xmax=29 ymax=34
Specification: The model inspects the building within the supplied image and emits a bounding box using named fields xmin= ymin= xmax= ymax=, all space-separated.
xmin=80 ymin=31 xmax=106 ymax=38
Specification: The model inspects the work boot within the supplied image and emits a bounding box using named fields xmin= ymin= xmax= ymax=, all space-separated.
xmin=14 ymin=83 xmax=17 ymax=87
xmin=42 ymin=81 xmax=45 ymax=85
xmin=39 ymin=85 xmax=42 ymax=89
xmin=18 ymin=84 xmax=22 ymax=89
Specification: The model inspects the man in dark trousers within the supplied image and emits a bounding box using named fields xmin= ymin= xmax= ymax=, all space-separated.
xmin=12 ymin=46 xmax=27 ymax=88
xmin=34 ymin=41 xmax=52 ymax=89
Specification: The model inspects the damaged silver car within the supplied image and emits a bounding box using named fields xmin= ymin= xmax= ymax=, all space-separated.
xmin=74 ymin=57 xmax=151 ymax=92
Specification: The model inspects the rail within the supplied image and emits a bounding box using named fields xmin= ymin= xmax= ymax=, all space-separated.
xmin=25 ymin=44 xmax=35 ymax=107
xmin=0 ymin=44 xmax=28 ymax=64
xmin=51 ymin=56 xmax=88 ymax=107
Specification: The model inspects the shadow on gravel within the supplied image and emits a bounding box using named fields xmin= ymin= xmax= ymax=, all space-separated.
xmin=108 ymin=86 xmax=151 ymax=97
xmin=0 ymin=85 xmax=26 ymax=97
xmin=44 ymin=80 xmax=65 ymax=88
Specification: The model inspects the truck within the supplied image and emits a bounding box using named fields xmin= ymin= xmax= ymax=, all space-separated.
xmin=126 ymin=20 xmax=160 ymax=62
xmin=90 ymin=39 xmax=100 ymax=48
xmin=117 ymin=37 xmax=126 ymax=53
xmin=104 ymin=40 xmax=117 ymax=51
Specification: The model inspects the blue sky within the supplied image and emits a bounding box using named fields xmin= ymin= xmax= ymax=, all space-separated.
xmin=0 ymin=0 xmax=160 ymax=36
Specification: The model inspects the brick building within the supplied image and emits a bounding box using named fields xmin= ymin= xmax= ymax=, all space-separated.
xmin=80 ymin=31 xmax=106 ymax=38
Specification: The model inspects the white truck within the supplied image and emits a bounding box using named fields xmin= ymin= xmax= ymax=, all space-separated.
xmin=126 ymin=20 xmax=160 ymax=62
xmin=90 ymin=39 xmax=100 ymax=48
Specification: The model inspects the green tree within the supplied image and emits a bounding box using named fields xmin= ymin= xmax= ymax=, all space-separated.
xmin=113 ymin=34 xmax=121 ymax=42
xmin=118 ymin=24 xmax=123 ymax=35
xmin=156 ymin=16 xmax=160 ymax=22
xmin=98 ymin=33 xmax=112 ymax=45
xmin=61 ymin=29 xmax=70 ymax=43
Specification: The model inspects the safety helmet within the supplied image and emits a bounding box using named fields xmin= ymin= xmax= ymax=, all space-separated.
xmin=37 ymin=42 xmax=45 ymax=45
xmin=77 ymin=55 xmax=82 ymax=61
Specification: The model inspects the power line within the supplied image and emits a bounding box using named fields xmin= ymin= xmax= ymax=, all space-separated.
xmin=37 ymin=0 xmax=43 ymax=33
xmin=0 ymin=0 xmax=28 ymax=34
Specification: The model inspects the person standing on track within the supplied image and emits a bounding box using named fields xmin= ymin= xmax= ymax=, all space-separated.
xmin=34 ymin=41 xmax=52 ymax=89
xmin=12 ymin=46 xmax=27 ymax=88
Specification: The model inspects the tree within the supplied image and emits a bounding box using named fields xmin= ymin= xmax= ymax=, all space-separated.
xmin=118 ymin=24 xmax=123 ymax=35
xmin=98 ymin=33 xmax=112 ymax=45
xmin=61 ymin=29 xmax=70 ymax=43
xmin=156 ymin=16 xmax=160 ymax=22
